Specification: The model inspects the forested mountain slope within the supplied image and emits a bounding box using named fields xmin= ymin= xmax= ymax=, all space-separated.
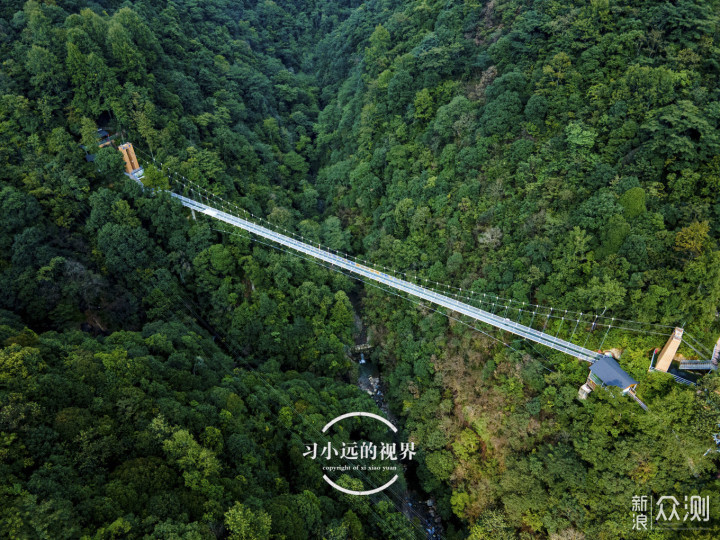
xmin=314 ymin=1 xmax=720 ymax=537
xmin=1 ymin=0 xmax=720 ymax=538
xmin=1 ymin=1 xmax=419 ymax=538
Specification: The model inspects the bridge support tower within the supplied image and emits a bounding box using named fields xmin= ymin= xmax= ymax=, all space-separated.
xmin=655 ymin=327 xmax=683 ymax=372
xmin=118 ymin=142 xmax=140 ymax=175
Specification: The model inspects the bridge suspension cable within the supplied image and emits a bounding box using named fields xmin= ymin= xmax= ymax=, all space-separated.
xmin=156 ymin=184 xmax=606 ymax=362
xmin=129 ymin=149 xmax=713 ymax=367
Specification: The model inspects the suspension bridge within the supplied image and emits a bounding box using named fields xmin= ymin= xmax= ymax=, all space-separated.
xmin=119 ymin=143 xmax=719 ymax=407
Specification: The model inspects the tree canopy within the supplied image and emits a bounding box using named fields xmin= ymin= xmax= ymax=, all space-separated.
xmin=1 ymin=0 xmax=720 ymax=538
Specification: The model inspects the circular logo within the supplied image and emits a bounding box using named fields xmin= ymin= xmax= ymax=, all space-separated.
xmin=320 ymin=412 xmax=400 ymax=496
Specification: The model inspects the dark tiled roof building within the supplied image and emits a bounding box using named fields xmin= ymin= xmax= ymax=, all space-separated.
xmin=589 ymin=356 xmax=638 ymax=391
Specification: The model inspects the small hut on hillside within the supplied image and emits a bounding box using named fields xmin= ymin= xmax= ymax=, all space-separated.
xmin=579 ymin=354 xmax=645 ymax=409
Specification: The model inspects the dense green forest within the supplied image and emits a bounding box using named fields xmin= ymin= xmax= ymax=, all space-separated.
xmin=1 ymin=0 xmax=720 ymax=538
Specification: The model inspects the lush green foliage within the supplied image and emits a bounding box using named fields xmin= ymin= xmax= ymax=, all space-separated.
xmin=312 ymin=0 xmax=720 ymax=537
xmin=0 ymin=0 xmax=418 ymax=538
xmin=1 ymin=0 xmax=720 ymax=538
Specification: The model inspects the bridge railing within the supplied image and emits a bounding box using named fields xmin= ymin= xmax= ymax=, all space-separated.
xmin=170 ymin=192 xmax=605 ymax=363
xmin=128 ymin=150 xmax=716 ymax=379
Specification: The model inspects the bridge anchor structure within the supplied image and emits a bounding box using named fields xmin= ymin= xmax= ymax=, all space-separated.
xmin=118 ymin=145 xmax=720 ymax=410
